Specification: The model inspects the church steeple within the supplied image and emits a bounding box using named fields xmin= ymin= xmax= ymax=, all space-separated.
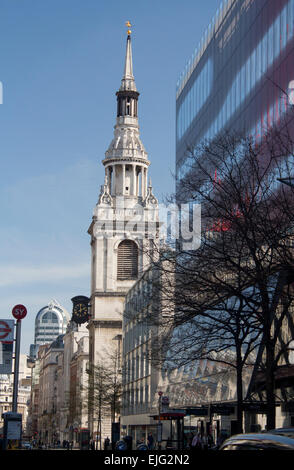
xmin=120 ymin=34 xmax=137 ymax=92
xmin=88 ymin=25 xmax=159 ymax=444
xmin=103 ymin=26 xmax=151 ymax=199
xmin=116 ymin=33 xmax=139 ymax=118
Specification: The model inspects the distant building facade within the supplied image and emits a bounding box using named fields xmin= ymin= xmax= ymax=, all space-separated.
xmin=29 ymin=322 xmax=89 ymax=447
xmin=36 ymin=336 xmax=65 ymax=444
xmin=0 ymin=354 xmax=32 ymax=436
xmin=121 ymin=261 xmax=174 ymax=446
xmin=29 ymin=300 xmax=70 ymax=359
xmin=61 ymin=321 xmax=89 ymax=446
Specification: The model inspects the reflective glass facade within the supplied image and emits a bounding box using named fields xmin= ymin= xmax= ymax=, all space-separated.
xmin=176 ymin=0 xmax=294 ymax=178
xmin=29 ymin=301 xmax=70 ymax=358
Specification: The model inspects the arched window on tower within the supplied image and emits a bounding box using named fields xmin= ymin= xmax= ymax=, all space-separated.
xmin=117 ymin=240 xmax=138 ymax=280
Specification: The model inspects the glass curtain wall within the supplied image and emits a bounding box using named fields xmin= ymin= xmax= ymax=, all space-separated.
xmin=176 ymin=0 xmax=294 ymax=179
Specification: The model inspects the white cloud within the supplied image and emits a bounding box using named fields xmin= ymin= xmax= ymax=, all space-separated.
xmin=0 ymin=263 xmax=89 ymax=287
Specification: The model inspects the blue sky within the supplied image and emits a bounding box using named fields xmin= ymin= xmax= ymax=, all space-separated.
xmin=0 ymin=0 xmax=220 ymax=353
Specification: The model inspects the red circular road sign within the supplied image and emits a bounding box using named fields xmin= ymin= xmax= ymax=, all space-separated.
xmin=0 ymin=320 xmax=12 ymax=340
xmin=12 ymin=304 xmax=27 ymax=320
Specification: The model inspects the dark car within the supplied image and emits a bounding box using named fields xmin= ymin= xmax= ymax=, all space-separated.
xmin=115 ymin=440 xmax=127 ymax=451
xmin=22 ymin=441 xmax=32 ymax=450
xmin=219 ymin=433 xmax=294 ymax=450
xmin=267 ymin=427 xmax=294 ymax=439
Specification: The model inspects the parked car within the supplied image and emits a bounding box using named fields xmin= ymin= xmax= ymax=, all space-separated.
xmin=136 ymin=443 xmax=148 ymax=450
xmin=115 ymin=440 xmax=127 ymax=451
xmin=267 ymin=427 xmax=294 ymax=439
xmin=219 ymin=433 xmax=294 ymax=450
xmin=22 ymin=441 xmax=32 ymax=450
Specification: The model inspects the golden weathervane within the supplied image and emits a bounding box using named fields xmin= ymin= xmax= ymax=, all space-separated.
xmin=125 ymin=21 xmax=132 ymax=35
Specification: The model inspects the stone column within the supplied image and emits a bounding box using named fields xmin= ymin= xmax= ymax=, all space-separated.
xmin=136 ymin=168 xmax=139 ymax=196
xmin=113 ymin=165 xmax=117 ymax=195
xmin=141 ymin=167 xmax=144 ymax=198
xmin=142 ymin=167 xmax=146 ymax=198
xmin=122 ymin=164 xmax=126 ymax=195
xmin=107 ymin=167 xmax=112 ymax=192
xmin=144 ymin=168 xmax=148 ymax=198
xmin=132 ymin=164 xmax=136 ymax=195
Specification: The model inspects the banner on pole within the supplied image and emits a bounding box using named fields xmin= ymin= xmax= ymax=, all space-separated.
xmin=0 ymin=342 xmax=13 ymax=374
xmin=0 ymin=320 xmax=14 ymax=374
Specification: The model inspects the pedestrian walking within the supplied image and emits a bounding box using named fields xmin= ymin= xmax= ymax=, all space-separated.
xmin=186 ymin=432 xmax=193 ymax=449
xmin=216 ymin=430 xmax=229 ymax=448
xmin=147 ymin=433 xmax=154 ymax=450
xmin=191 ymin=433 xmax=202 ymax=450
xmin=104 ymin=436 xmax=110 ymax=450
xmin=202 ymin=434 xmax=208 ymax=451
xmin=166 ymin=437 xmax=173 ymax=449
xmin=90 ymin=439 xmax=95 ymax=450
xmin=207 ymin=433 xmax=214 ymax=449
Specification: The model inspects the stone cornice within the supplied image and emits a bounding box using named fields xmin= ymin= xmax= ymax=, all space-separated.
xmin=91 ymin=291 xmax=127 ymax=298
xmin=102 ymin=157 xmax=150 ymax=166
xmin=116 ymin=90 xmax=139 ymax=99
xmin=88 ymin=319 xmax=122 ymax=329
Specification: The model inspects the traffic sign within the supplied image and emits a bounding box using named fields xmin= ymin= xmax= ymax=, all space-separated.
xmin=161 ymin=396 xmax=169 ymax=404
xmin=12 ymin=304 xmax=27 ymax=320
xmin=0 ymin=319 xmax=14 ymax=343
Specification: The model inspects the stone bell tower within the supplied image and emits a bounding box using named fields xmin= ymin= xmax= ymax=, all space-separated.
xmin=87 ymin=26 xmax=159 ymax=441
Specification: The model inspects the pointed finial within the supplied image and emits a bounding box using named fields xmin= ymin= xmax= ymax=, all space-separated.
xmin=119 ymin=21 xmax=137 ymax=91
xmin=126 ymin=21 xmax=132 ymax=36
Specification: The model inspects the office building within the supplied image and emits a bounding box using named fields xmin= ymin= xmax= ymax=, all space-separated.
xmin=29 ymin=300 xmax=70 ymax=359
xmin=176 ymin=0 xmax=294 ymax=179
xmin=175 ymin=0 xmax=294 ymax=433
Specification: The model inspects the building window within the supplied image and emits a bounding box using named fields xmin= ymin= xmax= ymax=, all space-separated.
xmin=41 ymin=311 xmax=59 ymax=324
xmin=126 ymin=97 xmax=131 ymax=116
xmin=117 ymin=240 xmax=138 ymax=280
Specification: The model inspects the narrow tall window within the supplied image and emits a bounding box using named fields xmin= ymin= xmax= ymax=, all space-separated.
xmin=117 ymin=240 xmax=138 ymax=280
xmin=126 ymin=97 xmax=131 ymax=115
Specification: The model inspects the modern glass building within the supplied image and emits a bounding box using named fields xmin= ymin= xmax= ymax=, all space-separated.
xmin=176 ymin=0 xmax=294 ymax=178
xmin=29 ymin=300 xmax=70 ymax=358
xmin=174 ymin=0 xmax=294 ymax=431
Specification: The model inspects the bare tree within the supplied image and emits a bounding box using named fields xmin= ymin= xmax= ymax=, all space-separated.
xmin=145 ymin=126 xmax=294 ymax=431
xmin=84 ymin=357 xmax=122 ymax=449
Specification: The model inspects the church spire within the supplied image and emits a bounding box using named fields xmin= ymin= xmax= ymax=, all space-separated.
xmin=120 ymin=21 xmax=136 ymax=92
xmin=103 ymin=24 xmax=150 ymax=199
xmin=120 ymin=35 xmax=137 ymax=92
xmin=116 ymin=24 xmax=139 ymax=118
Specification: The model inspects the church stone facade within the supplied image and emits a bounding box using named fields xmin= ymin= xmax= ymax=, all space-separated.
xmin=87 ymin=32 xmax=159 ymax=443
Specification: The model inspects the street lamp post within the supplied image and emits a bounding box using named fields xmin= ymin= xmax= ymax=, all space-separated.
xmin=26 ymin=357 xmax=35 ymax=440
xmin=157 ymin=391 xmax=162 ymax=450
